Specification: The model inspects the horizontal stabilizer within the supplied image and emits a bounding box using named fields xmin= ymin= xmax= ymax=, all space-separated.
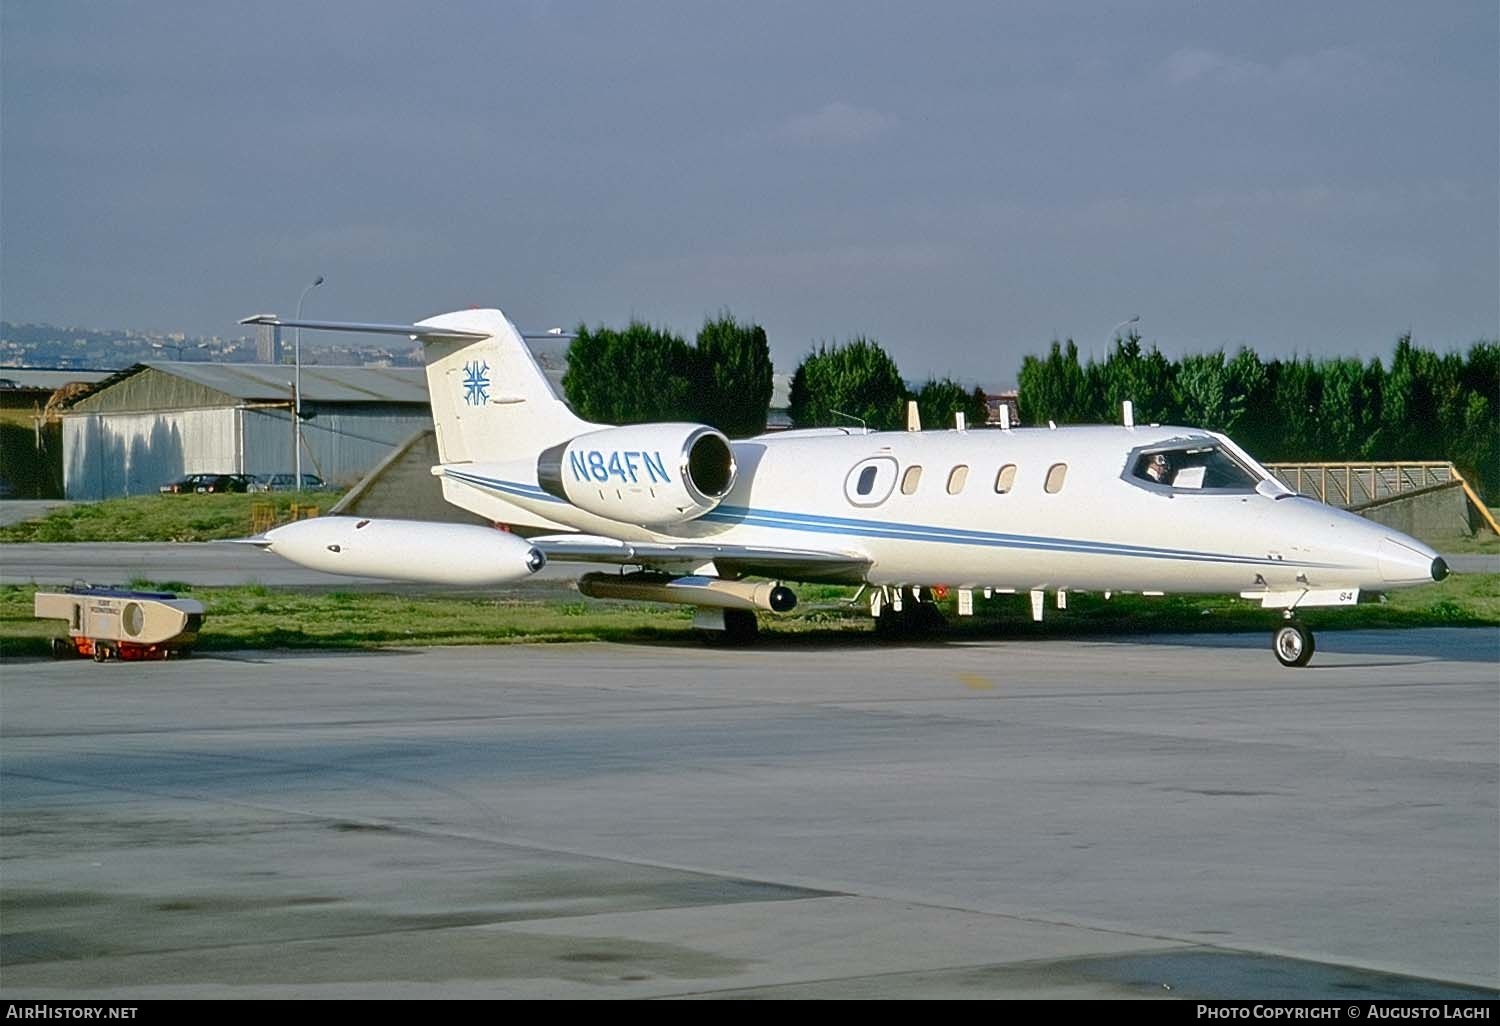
xmin=239 ymin=315 xmax=488 ymax=343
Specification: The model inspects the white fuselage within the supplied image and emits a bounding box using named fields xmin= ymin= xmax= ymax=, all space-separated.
xmin=440 ymin=424 xmax=1440 ymax=597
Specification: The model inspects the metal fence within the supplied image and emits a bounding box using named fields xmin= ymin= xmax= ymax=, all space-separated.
xmin=1264 ymin=462 xmax=1458 ymax=509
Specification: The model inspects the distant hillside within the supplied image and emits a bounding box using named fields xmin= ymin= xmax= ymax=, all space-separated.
xmin=0 ymin=321 xmax=419 ymax=370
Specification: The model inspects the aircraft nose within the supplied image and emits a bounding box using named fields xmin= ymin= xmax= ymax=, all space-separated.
xmin=1378 ymin=536 xmax=1442 ymax=585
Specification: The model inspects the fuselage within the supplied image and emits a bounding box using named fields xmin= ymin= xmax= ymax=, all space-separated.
xmin=441 ymin=423 xmax=1443 ymax=597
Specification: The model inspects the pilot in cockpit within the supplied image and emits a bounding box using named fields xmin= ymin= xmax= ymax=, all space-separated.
xmin=1144 ymin=452 xmax=1172 ymax=484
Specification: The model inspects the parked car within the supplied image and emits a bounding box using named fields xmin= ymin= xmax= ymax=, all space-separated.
xmin=195 ymin=474 xmax=253 ymax=494
xmin=248 ymin=473 xmax=328 ymax=493
xmin=159 ymin=473 xmax=252 ymax=494
xmin=160 ymin=474 xmax=220 ymax=494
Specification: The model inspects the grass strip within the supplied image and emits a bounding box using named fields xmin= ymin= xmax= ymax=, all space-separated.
xmin=0 ymin=493 xmax=340 ymax=543
xmin=2 ymin=575 xmax=1493 ymax=659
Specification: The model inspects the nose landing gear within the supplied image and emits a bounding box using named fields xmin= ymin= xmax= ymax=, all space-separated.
xmin=1273 ymin=617 xmax=1315 ymax=668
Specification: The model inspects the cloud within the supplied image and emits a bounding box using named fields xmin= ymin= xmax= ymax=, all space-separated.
xmin=771 ymin=101 xmax=895 ymax=146
xmin=1162 ymin=46 xmax=1370 ymax=90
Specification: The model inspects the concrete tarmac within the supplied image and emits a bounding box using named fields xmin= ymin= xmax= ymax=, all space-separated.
xmin=2 ymin=629 xmax=1496 ymax=999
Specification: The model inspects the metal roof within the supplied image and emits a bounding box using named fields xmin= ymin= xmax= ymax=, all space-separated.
xmin=148 ymin=361 xmax=430 ymax=403
xmin=0 ymin=368 xmax=117 ymax=391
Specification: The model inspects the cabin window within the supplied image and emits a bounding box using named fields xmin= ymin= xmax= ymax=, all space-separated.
xmin=1044 ymin=463 xmax=1068 ymax=493
xmin=947 ymin=465 xmax=968 ymax=495
xmin=901 ymin=465 xmax=923 ymax=495
xmin=843 ymin=456 xmax=899 ymax=506
xmin=994 ymin=464 xmax=1017 ymax=494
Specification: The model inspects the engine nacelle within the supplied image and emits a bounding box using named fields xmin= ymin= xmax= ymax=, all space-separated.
xmin=536 ymin=424 xmax=737 ymax=527
xmin=261 ymin=517 xmax=546 ymax=585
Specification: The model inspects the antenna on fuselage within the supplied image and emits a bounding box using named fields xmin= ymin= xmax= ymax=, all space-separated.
xmin=999 ymin=405 xmax=1012 ymax=431
xmin=1122 ymin=400 xmax=1135 ymax=429
xmin=828 ymin=409 xmax=869 ymax=434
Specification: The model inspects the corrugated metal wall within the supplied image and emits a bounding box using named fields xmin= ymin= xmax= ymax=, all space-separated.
xmin=63 ymin=408 xmax=238 ymax=500
xmin=63 ymin=403 xmax=433 ymax=499
xmin=241 ymin=404 xmax=433 ymax=485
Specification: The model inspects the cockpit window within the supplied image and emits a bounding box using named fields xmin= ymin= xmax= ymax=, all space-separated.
xmin=1129 ymin=444 xmax=1261 ymax=491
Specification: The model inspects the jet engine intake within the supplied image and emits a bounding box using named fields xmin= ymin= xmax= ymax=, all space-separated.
xmin=537 ymin=424 xmax=736 ymax=526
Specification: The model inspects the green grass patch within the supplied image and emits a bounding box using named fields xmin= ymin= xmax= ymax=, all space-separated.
xmin=1438 ymin=527 xmax=1500 ymax=555
xmin=0 ymin=492 xmax=342 ymax=543
xmin=2 ymin=574 xmax=1494 ymax=659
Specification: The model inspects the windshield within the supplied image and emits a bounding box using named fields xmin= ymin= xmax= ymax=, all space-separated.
xmin=1128 ymin=443 xmax=1262 ymax=491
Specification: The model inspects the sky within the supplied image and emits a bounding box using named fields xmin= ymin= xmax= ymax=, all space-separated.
xmin=2 ymin=0 xmax=1496 ymax=384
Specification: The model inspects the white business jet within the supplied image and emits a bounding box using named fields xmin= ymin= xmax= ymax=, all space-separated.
xmin=240 ymin=308 xmax=1448 ymax=667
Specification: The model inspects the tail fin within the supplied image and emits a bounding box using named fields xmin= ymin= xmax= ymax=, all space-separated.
xmin=416 ymin=309 xmax=591 ymax=464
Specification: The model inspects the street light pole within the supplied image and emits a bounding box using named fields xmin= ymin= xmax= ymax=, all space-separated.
xmin=151 ymin=341 xmax=207 ymax=360
xmin=1107 ymin=315 xmax=1141 ymax=352
xmin=294 ymin=275 xmax=324 ymax=489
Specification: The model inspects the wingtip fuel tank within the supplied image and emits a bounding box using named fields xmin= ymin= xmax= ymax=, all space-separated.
xmin=261 ymin=517 xmax=545 ymax=585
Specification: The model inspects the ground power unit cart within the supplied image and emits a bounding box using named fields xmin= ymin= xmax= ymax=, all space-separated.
xmin=35 ymin=586 xmax=205 ymax=661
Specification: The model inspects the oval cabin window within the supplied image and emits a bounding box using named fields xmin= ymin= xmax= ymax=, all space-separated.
xmin=1044 ymin=463 xmax=1068 ymax=494
xmin=947 ymin=465 xmax=968 ymax=495
xmin=843 ymin=457 xmax=899 ymax=507
xmin=901 ymin=465 xmax=923 ymax=495
xmin=994 ymin=464 xmax=1017 ymax=494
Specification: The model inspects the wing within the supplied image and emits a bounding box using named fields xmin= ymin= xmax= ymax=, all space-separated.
xmin=530 ymin=534 xmax=870 ymax=584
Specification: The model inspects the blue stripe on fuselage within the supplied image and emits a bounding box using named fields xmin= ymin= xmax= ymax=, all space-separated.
xmin=443 ymin=469 xmax=1333 ymax=569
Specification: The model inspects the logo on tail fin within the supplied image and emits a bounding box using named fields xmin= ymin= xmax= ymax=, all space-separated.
xmin=462 ymin=360 xmax=490 ymax=406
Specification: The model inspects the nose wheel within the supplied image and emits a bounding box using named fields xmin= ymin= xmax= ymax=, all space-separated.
xmin=1273 ymin=619 xmax=1315 ymax=667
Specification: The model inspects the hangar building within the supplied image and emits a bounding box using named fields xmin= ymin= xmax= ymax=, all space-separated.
xmin=61 ymin=362 xmax=432 ymax=500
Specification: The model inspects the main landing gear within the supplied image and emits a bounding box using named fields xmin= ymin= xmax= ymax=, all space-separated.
xmin=695 ymin=608 xmax=761 ymax=646
xmin=873 ymin=587 xmax=948 ymax=640
xmin=1272 ymin=617 xmax=1315 ymax=668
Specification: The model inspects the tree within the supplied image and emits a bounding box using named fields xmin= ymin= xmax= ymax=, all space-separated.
xmin=914 ymin=378 xmax=989 ymax=430
xmin=1315 ymin=357 xmax=1378 ymax=460
xmin=1267 ymin=356 xmax=1323 ymax=462
xmin=562 ymin=321 xmax=696 ymax=424
xmin=1018 ymin=340 xmax=1090 ymax=424
xmin=694 ymin=313 xmax=774 ymax=437
xmin=1175 ymin=351 xmax=1237 ymax=432
xmin=1456 ymin=342 xmax=1500 ymax=496
xmin=788 ymin=337 xmax=907 ymax=430
xmin=1085 ymin=334 xmax=1176 ymax=425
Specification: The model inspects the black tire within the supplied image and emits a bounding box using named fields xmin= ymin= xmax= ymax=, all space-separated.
xmin=1273 ymin=621 xmax=1315 ymax=668
xmin=722 ymin=609 xmax=760 ymax=645
xmin=698 ymin=609 xmax=761 ymax=647
xmin=92 ymin=644 xmax=108 ymax=663
xmin=50 ymin=637 xmax=71 ymax=659
xmin=875 ymin=590 xmax=948 ymax=640
xmin=910 ymin=599 xmax=948 ymax=631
